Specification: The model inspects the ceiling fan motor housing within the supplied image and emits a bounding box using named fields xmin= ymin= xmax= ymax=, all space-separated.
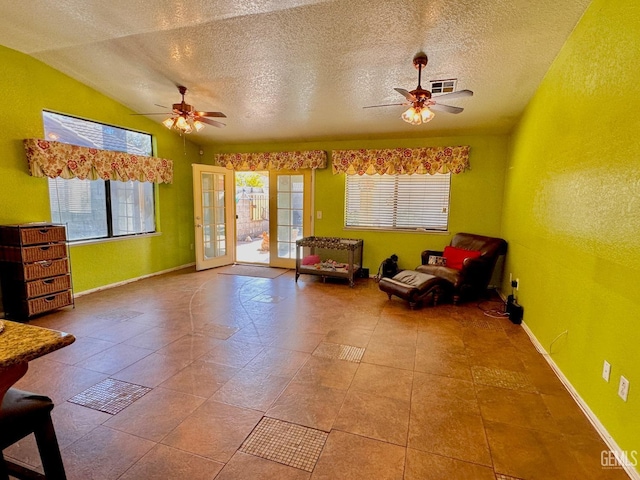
xmin=410 ymin=88 xmax=431 ymax=101
xmin=173 ymin=102 xmax=194 ymax=114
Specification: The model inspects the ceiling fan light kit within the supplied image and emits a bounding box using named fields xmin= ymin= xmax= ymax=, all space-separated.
xmin=365 ymin=51 xmax=473 ymax=126
xmin=401 ymin=105 xmax=435 ymax=125
xmin=162 ymin=114 xmax=205 ymax=134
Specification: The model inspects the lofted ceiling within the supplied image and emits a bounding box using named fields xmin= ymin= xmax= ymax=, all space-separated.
xmin=0 ymin=0 xmax=591 ymax=145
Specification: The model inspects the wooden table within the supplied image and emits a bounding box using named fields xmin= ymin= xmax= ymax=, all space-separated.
xmin=0 ymin=320 xmax=75 ymax=405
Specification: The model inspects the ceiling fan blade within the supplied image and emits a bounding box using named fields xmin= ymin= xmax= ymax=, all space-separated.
xmin=433 ymin=89 xmax=474 ymax=100
xmin=394 ymin=88 xmax=417 ymax=102
xmin=363 ymin=103 xmax=408 ymax=109
xmin=154 ymin=103 xmax=169 ymax=109
xmin=130 ymin=112 xmax=172 ymax=115
xmin=197 ymin=117 xmax=226 ymax=128
xmin=196 ymin=111 xmax=227 ymax=118
xmin=430 ymin=103 xmax=464 ymax=114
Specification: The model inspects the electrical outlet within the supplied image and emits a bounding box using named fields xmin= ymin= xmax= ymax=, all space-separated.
xmin=618 ymin=376 xmax=630 ymax=402
xmin=316 ymin=211 xmax=322 ymax=219
xmin=602 ymin=360 xmax=611 ymax=382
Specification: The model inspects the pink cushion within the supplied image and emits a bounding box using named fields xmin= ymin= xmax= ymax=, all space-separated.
xmin=302 ymin=254 xmax=321 ymax=265
xmin=443 ymin=246 xmax=481 ymax=270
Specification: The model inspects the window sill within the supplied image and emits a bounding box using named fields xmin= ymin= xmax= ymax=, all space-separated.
xmin=69 ymin=232 xmax=161 ymax=247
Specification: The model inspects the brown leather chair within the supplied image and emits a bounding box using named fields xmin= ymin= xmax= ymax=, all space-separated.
xmin=416 ymin=232 xmax=507 ymax=304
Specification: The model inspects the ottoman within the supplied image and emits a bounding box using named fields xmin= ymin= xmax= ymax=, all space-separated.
xmin=378 ymin=270 xmax=450 ymax=309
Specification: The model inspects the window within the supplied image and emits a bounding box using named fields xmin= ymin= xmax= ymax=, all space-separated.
xmin=345 ymin=173 xmax=451 ymax=231
xmin=44 ymin=111 xmax=155 ymax=241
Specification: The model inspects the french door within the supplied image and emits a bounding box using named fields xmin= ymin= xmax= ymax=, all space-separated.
xmin=192 ymin=164 xmax=235 ymax=270
xmin=268 ymin=170 xmax=312 ymax=269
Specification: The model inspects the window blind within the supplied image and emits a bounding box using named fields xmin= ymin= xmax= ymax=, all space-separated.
xmin=345 ymin=173 xmax=450 ymax=231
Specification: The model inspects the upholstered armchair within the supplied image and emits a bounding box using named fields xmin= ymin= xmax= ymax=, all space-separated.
xmin=416 ymin=232 xmax=507 ymax=304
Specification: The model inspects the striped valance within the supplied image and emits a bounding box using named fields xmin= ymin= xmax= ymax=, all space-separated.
xmin=332 ymin=146 xmax=470 ymax=175
xmin=24 ymin=139 xmax=173 ymax=184
xmin=215 ymin=150 xmax=327 ymax=171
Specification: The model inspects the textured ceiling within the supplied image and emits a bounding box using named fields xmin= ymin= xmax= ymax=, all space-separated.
xmin=0 ymin=0 xmax=592 ymax=145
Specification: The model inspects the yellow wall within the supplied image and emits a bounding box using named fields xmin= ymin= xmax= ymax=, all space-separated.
xmin=502 ymin=0 xmax=640 ymax=458
xmin=0 ymin=45 xmax=198 ymax=293
xmin=204 ymin=134 xmax=508 ymax=273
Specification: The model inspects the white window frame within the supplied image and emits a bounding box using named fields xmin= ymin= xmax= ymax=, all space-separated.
xmin=344 ymin=173 xmax=451 ymax=232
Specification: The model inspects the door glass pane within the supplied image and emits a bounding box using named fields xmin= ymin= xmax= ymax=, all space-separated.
xmin=202 ymin=175 xmax=211 ymax=190
xmin=292 ymin=209 xmax=303 ymax=228
xmin=201 ymin=172 xmax=228 ymax=260
xmin=275 ymin=173 xmax=303 ymax=260
xmin=277 ymin=193 xmax=290 ymax=208
xmin=278 ymin=176 xmax=291 ymax=190
xmin=277 ymin=209 xmax=290 ymax=225
xmin=291 ymin=175 xmax=303 ymax=192
xmin=203 ymin=207 xmax=212 ymax=224
xmin=278 ymin=242 xmax=291 ymax=258
xmin=277 ymin=226 xmax=290 ymax=242
xmin=291 ymin=192 xmax=303 ymax=209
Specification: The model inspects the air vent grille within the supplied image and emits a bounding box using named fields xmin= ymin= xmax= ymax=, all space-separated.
xmin=430 ymin=79 xmax=457 ymax=95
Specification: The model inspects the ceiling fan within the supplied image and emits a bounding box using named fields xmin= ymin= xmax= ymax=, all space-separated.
xmin=133 ymin=85 xmax=226 ymax=134
xmin=365 ymin=52 xmax=473 ymax=125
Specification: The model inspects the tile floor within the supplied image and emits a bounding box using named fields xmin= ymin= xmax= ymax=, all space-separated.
xmin=5 ymin=267 xmax=631 ymax=479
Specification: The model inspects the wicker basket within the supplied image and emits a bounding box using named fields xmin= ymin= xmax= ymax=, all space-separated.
xmin=27 ymin=290 xmax=73 ymax=316
xmin=26 ymin=275 xmax=71 ymax=298
xmin=3 ymin=244 xmax=67 ymax=263
xmin=20 ymin=226 xmax=67 ymax=245
xmin=23 ymin=258 xmax=69 ymax=281
xmin=0 ymin=225 xmax=66 ymax=246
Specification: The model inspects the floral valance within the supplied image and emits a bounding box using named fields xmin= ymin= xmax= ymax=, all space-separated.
xmin=215 ymin=150 xmax=327 ymax=171
xmin=332 ymin=146 xmax=470 ymax=175
xmin=24 ymin=139 xmax=173 ymax=184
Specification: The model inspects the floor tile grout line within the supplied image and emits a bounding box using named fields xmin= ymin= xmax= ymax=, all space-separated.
xmin=14 ymin=272 xmax=610 ymax=480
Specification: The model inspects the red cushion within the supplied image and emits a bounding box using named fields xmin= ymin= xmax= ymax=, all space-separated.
xmin=302 ymin=254 xmax=321 ymax=265
xmin=443 ymin=246 xmax=482 ymax=270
